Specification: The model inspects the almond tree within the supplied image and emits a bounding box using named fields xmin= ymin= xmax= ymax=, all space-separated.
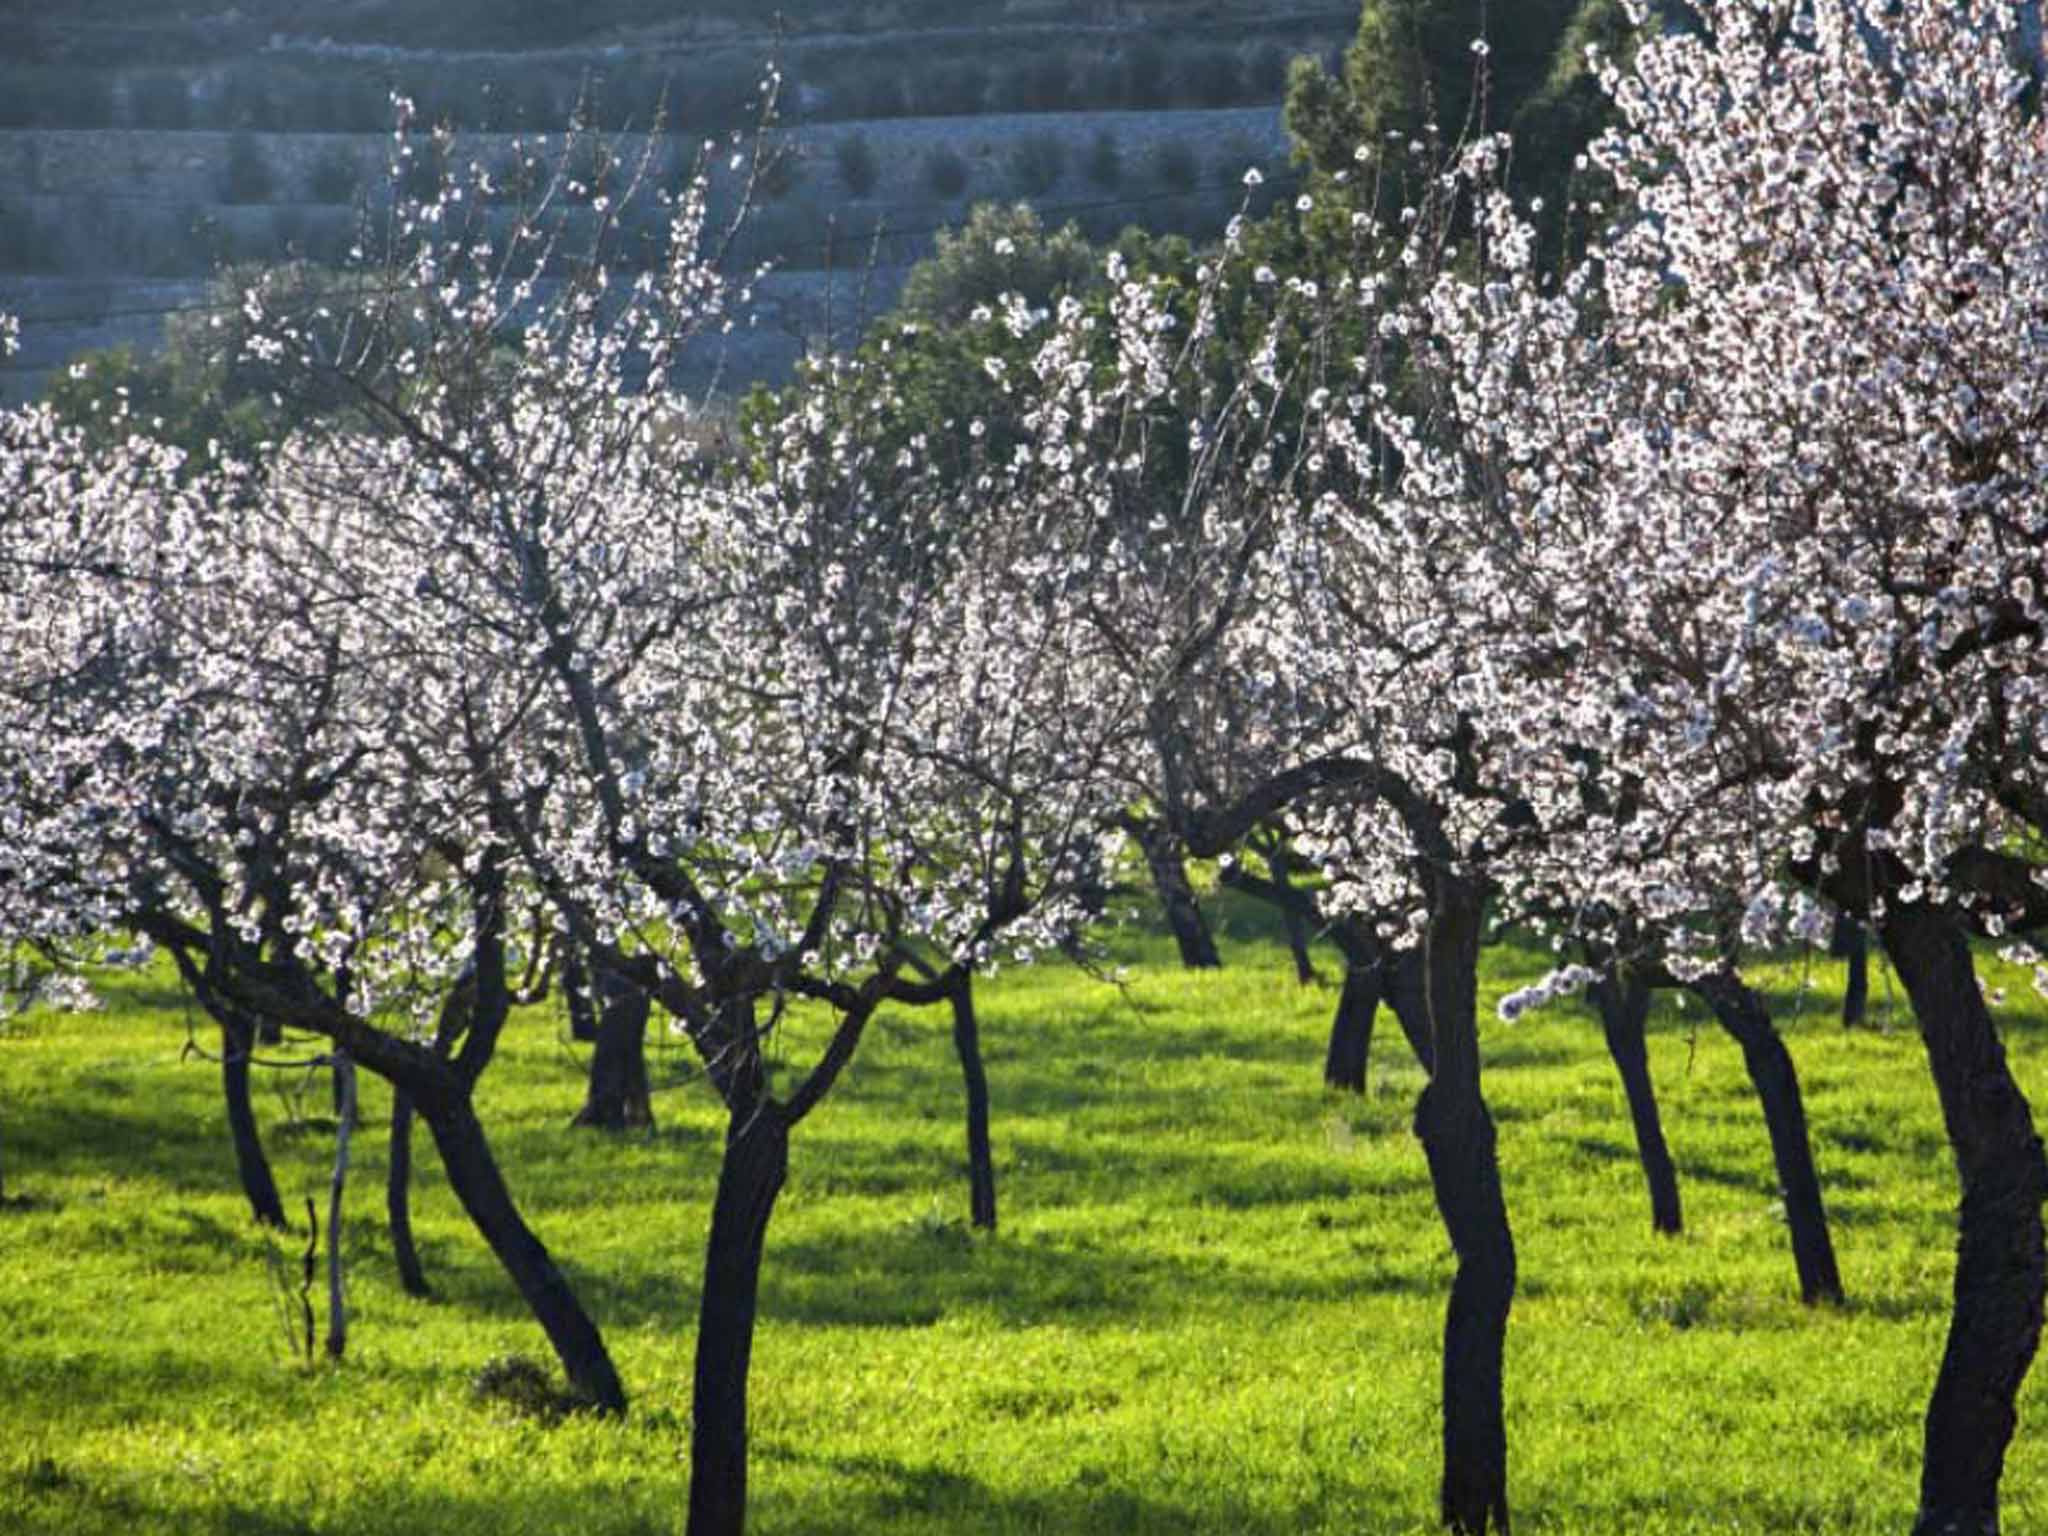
xmin=0 ymin=398 xmax=640 ymax=1406
xmin=1398 ymin=4 xmax=2048 ymax=1526
xmin=239 ymin=123 xmax=1156 ymax=1536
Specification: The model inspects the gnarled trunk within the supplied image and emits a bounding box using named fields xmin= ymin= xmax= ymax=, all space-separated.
xmin=1131 ymin=816 xmax=1220 ymax=969
xmin=1384 ymin=944 xmax=1439 ymax=1078
xmin=1691 ymin=973 xmax=1843 ymax=1306
xmin=1882 ymin=902 xmax=2047 ymax=1536
xmin=1590 ymin=970 xmax=1682 ymax=1236
xmin=222 ymin=1008 xmax=287 ymax=1229
xmin=951 ymin=973 xmax=997 ymax=1230
xmin=572 ymin=967 xmax=654 ymax=1131
xmin=1410 ymin=881 xmax=1513 ymax=1535
xmin=686 ymin=1102 xmax=790 ymax=1536
xmin=422 ymin=1095 xmax=626 ymax=1414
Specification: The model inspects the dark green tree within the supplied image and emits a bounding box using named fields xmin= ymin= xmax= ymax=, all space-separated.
xmin=1285 ymin=0 xmax=1592 ymax=185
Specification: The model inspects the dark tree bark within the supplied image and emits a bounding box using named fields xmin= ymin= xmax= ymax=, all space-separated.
xmin=572 ymin=964 xmax=655 ymax=1131
xmin=221 ymin=1007 xmax=287 ymax=1229
xmin=1589 ymin=969 xmax=1683 ymax=1236
xmin=144 ymin=871 xmax=623 ymax=1414
xmin=387 ymin=1087 xmax=430 ymax=1297
xmin=324 ymin=1053 xmax=357 ymax=1359
xmin=1218 ymin=861 xmax=1366 ymax=1086
xmin=388 ymin=978 xmax=473 ymax=1298
xmin=1324 ymin=961 xmax=1381 ymax=1094
xmin=422 ymin=1096 xmax=627 ymax=1414
xmin=1690 ymin=972 xmax=1844 ymax=1306
xmin=1130 ymin=815 xmax=1221 ymax=969
xmin=1880 ymin=902 xmax=2047 ymax=1536
xmin=561 ymin=944 xmax=600 ymax=1043
xmin=1383 ymin=943 xmax=1439 ymax=1078
xmin=1262 ymin=842 xmax=1319 ymax=984
xmin=1831 ymin=914 xmax=1869 ymax=1028
xmin=1410 ymin=878 xmax=1514 ymax=1535
xmin=687 ymin=1101 xmax=791 ymax=1536
xmin=950 ymin=972 xmax=998 ymax=1230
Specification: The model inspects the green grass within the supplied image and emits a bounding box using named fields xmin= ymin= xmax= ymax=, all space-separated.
xmin=0 ymin=896 xmax=2043 ymax=1534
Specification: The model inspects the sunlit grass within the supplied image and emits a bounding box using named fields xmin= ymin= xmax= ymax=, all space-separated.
xmin=0 ymin=894 xmax=2041 ymax=1533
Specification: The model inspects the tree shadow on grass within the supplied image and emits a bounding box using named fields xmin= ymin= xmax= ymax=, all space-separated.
xmin=0 ymin=1100 xmax=256 ymax=1208
xmin=0 ymin=1347 xmax=286 ymax=1417
xmin=762 ymin=1216 xmax=1443 ymax=1330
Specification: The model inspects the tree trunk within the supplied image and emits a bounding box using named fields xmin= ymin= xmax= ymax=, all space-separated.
xmin=1832 ymin=915 xmax=1869 ymax=1029
xmin=222 ymin=1009 xmax=287 ymax=1229
xmin=572 ymin=967 xmax=655 ymax=1131
xmin=1691 ymin=973 xmax=1843 ymax=1306
xmin=1384 ymin=944 xmax=1439 ymax=1077
xmin=1132 ymin=817 xmax=1221 ymax=969
xmin=387 ymin=983 xmax=474 ymax=1300
xmin=388 ymin=1087 xmax=430 ymax=1296
xmin=1881 ymin=902 xmax=2048 ymax=1536
xmin=325 ymin=1054 xmax=356 ymax=1360
xmin=1324 ymin=961 xmax=1380 ymax=1094
xmin=950 ymin=973 xmax=998 ymax=1230
xmin=421 ymin=1095 xmax=627 ymax=1414
xmin=687 ymin=1102 xmax=790 ymax=1536
xmin=1263 ymin=844 xmax=1318 ymax=984
xmin=1410 ymin=881 xmax=1513 ymax=1535
xmin=561 ymin=944 xmax=600 ymax=1043
xmin=1590 ymin=970 xmax=1682 ymax=1236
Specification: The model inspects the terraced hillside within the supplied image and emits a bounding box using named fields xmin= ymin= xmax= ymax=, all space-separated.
xmin=0 ymin=2 xmax=1334 ymax=403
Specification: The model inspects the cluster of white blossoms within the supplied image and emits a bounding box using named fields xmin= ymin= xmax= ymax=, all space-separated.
xmin=2 ymin=0 xmax=2043 ymax=1035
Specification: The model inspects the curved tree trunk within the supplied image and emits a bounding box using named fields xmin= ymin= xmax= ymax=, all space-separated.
xmin=1691 ymin=973 xmax=1844 ymax=1306
xmin=388 ymin=1087 xmax=430 ymax=1297
xmin=1589 ymin=970 xmax=1682 ymax=1236
xmin=1324 ymin=962 xmax=1380 ymax=1094
xmin=1263 ymin=843 xmax=1318 ymax=984
xmin=1881 ymin=902 xmax=2047 ymax=1536
xmin=687 ymin=1102 xmax=790 ymax=1536
xmin=1131 ymin=816 xmax=1220 ymax=969
xmin=950 ymin=973 xmax=997 ymax=1230
xmin=572 ymin=966 xmax=655 ymax=1131
xmin=421 ymin=1095 xmax=627 ymax=1414
xmin=1384 ymin=944 xmax=1439 ymax=1078
xmin=222 ymin=1009 xmax=287 ymax=1229
xmin=1411 ymin=880 xmax=1513 ymax=1535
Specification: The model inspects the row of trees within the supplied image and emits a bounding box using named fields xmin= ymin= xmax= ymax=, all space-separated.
xmin=6 ymin=3 xmax=2047 ymax=1534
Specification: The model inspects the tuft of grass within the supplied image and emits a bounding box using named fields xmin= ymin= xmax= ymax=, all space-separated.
xmin=0 ymin=896 xmax=2042 ymax=1533
xmin=471 ymin=1353 xmax=582 ymax=1423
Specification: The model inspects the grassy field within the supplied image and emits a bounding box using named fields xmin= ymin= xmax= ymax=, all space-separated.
xmin=1 ymin=895 xmax=2043 ymax=1534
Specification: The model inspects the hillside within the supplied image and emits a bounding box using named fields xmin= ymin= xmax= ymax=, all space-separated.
xmin=16 ymin=2 xmax=1348 ymax=61
xmin=0 ymin=0 xmax=1346 ymax=403
xmin=0 ymin=0 xmax=1654 ymax=405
